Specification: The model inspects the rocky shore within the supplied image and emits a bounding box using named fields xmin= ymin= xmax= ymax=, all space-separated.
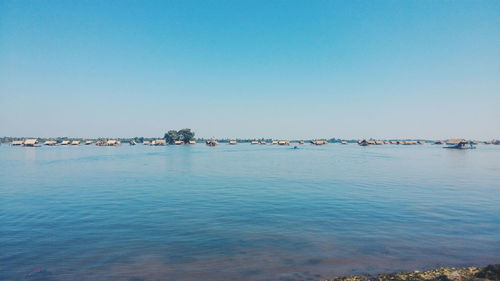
xmin=324 ymin=264 xmax=500 ymax=281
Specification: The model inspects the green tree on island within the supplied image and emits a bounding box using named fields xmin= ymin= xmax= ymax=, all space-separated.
xmin=164 ymin=129 xmax=195 ymax=144
xmin=178 ymin=128 xmax=195 ymax=143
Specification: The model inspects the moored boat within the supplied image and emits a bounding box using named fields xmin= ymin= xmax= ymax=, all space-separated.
xmin=44 ymin=140 xmax=57 ymax=146
xmin=358 ymin=139 xmax=369 ymax=146
xmin=11 ymin=140 xmax=24 ymax=146
xmin=444 ymin=139 xmax=475 ymax=149
xmin=106 ymin=140 xmax=121 ymax=146
xmin=206 ymin=140 xmax=218 ymax=146
xmin=152 ymin=139 xmax=167 ymax=146
xmin=311 ymin=140 xmax=328 ymax=145
xmin=23 ymin=139 xmax=39 ymax=147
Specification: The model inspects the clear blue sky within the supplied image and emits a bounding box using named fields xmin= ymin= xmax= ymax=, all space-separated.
xmin=1 ymin=0 xmax=499 ymax=139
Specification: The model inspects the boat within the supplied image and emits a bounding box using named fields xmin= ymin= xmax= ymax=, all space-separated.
xmin=311 ymin=140 xmax=328 ymax=145
xmin=44 ymin=140 xmax=57 ymax=146
xmin=151 ymin=139 xmax=167 ymax=146
xmin=358 ymin=139 xmax=369 ymax=146
xmin=23 ymin=139 xmax=39 ymax=147
xmin=206 ymin=140 xmax=218 ymax=146
xmin=106 ymin=140 xmax=121 ymax=146
xmin=444 ymin=139 xmax=475 ymax=149
xmin=11 ymin=140 xmax=24 ymax=146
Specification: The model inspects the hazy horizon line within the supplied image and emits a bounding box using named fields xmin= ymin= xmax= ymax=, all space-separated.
xmin=2 ymin=135 xmax=498 ymax=141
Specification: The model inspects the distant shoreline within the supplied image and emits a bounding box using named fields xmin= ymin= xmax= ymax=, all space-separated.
xmin=2 ymin=137 xmax=499 ymax=145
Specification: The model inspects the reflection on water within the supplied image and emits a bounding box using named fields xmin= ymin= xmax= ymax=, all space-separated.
xmin=0 ymin=144 xmax=499 ymax=281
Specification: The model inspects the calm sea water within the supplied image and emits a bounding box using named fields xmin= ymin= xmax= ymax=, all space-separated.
xmin=1 ymin=144 xmax=499 ymax=281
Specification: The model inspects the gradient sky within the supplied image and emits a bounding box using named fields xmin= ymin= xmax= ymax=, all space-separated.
xmin=1 ymin=0 xmax=499 ymax=139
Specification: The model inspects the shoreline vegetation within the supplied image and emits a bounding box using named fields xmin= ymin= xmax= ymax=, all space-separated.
xmin=324 ymin=264 xmax=500 ymax=281
xmin=1 ymin=128 xmax=499 ymax=147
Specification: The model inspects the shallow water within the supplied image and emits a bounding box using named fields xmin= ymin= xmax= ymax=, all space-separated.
xmin=1 ymin=144 xmax=499 ymax=281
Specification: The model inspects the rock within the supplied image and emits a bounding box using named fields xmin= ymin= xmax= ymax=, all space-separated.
xmin=323 ymin=264 xmax=500 ymax=281
xmin=475 ymin=264 xmax=500 ymax=281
